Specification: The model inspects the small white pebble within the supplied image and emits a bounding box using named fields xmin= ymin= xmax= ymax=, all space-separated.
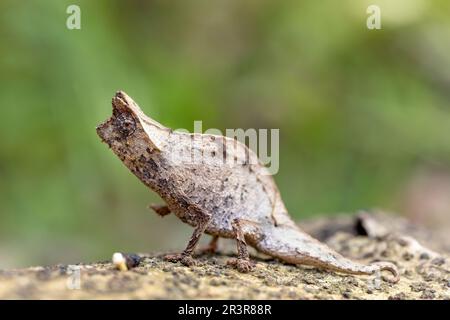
xmin=112 ymin=252 xmax=127 ymax=271
xmin=112 ymin=252 xmax=125 ymax=264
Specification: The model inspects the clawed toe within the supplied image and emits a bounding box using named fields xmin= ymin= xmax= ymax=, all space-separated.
xmin=227 ymin=258 xmax=255 ymax=273
xmin=164 ymin=253 xmax=197 ymax=266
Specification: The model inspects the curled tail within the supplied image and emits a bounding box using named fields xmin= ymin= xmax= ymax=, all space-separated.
xmin=248 ymin=223 xmax=399 ymax=283
xmin=368 ymin=262 xmax=400 ymax=284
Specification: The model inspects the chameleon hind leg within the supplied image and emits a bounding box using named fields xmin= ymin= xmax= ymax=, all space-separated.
xmin=227 ymin=218 xmax=256 ymax=273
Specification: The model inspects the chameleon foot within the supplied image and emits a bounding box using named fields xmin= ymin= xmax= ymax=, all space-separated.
xmin=227 ymin=258 xmax=255 ymax=273
xmin=164 ymin=253 xmax=197 ymax=266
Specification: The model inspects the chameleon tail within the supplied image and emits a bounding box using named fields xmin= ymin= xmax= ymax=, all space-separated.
xmin=368 ymin=261 xmax=400 ymax=284
xmin=247 ymin=223 xmax=399 ymax=283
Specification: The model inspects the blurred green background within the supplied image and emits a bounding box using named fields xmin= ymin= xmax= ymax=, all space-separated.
xmin=1 ymin=0 xmax=449 ymax=268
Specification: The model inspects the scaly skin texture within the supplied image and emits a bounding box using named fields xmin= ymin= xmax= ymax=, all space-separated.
xmin=96 ymin=91 xmax=400 ymax=283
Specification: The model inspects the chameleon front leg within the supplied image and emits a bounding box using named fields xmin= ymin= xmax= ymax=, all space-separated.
xmin=227 ymin=219 xmax=255 ymax=273
xmin=198 ymin=236 xmax=219 ymax=255
xmin=164 ymin=207 xmax=211 ymax=266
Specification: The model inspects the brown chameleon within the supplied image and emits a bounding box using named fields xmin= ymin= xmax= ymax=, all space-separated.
xmin=96 ymin=91 xmax=399 ymax=283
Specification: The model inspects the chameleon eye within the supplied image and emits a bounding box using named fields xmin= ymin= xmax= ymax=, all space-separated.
xmin=114 ymin=112 xmax=136 ymax=138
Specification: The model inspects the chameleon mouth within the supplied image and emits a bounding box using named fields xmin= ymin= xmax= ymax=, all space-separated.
xmin=95 ymin=118 xmax=113 ymax=143
xmin=96 ymin=91 xmax=132 ymax=143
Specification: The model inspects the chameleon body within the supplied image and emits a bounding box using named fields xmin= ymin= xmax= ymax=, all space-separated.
xmin=96 ymin=91 xmax=399 ymax=283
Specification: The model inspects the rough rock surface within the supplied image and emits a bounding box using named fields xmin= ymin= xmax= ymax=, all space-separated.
xmin=0 ymin=213 xmax=448 ymax=299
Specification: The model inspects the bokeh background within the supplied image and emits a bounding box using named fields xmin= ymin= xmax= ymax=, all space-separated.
xmin=1 ymin=0 xmax=449 ymax=268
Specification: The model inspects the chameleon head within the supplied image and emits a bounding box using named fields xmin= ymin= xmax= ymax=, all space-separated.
xmin=96 ymin=91 xmax=169 ymax=157
xmin=96 ymin=92 xmax=136 ymax=143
